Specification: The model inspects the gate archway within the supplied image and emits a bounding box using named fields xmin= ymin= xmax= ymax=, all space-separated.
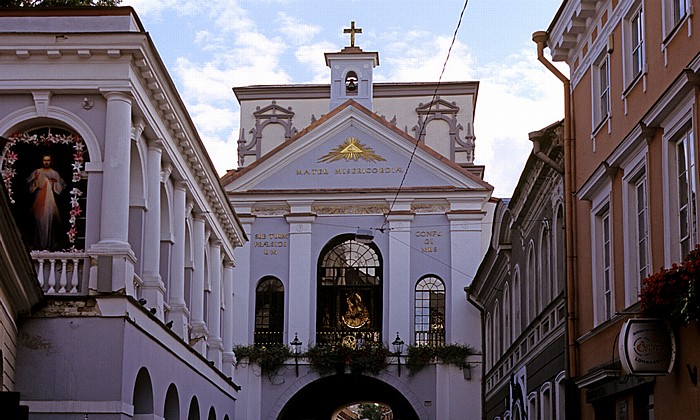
xmin=277 ymin=374 xmax=421 ymax=420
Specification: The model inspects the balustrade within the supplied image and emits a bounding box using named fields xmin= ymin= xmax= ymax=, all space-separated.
xmin=31 ymin=252 xmax=91 ymax=295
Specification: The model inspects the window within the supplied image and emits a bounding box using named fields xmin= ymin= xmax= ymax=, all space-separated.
xmin=596 ymin=206 xmax=614 ymax=324
xmin=623 ymin=149 xmax=650 ymax=307
xmin=540 ymin=383 xmax=553 ymax=420
xmin=672 ymin=0 xmax=689 ymax=25
xmin=528 ymin=392 xmax=538 ymax=420
xmin=676 ymin=130 xmax=697 ymax=258
xmin=624 ymin=4 xmax=645 ymax=87
xmin=581 ymin=174 xmax=613 ymax=326
xmin=593 ymin=53 xmax=611 ymax=129
xmin=317 ymin=237 xmax=382 ymax=345
xmin=504 ymin=283 xmax=511 ymax=348
xmin=664 ymin=0 xmax=689 ymax=36
xmin=254 ymin=277 xmax=284 ymax=345
xmin=555 ymin=372 xmax=566 ymax=420
xmin=512 ymin=269 xmax=522 ymax=338
xmin=494 ymin=300 xmax=501 ymax=360
xmin=486 ymin=313 xmax=492 ymax=368
xmin=634 ymin=175 xmax=650 ymax=287
xmin=414 ymin=275 xmax=446 ymax=347
xmin=539 ymin=224 xmax=552 ymax=307
xmin=527 ymin=244 xmax=537 ymax=322
xmin=345 ymin=71 xmax=359 ymax=96
xmin=554 ymin=204 xmax=565 ymax=296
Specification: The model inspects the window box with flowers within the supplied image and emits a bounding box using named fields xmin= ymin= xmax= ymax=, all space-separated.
xmin=640 ymin=245 xmax=700 ymax=325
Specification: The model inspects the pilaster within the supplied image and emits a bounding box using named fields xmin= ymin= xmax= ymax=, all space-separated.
xmin=222 ymin=261 xmax=236 ymax=378
xmin=447 ymin=211 xmax=484 ymax=345
xmin=232 ymin=214 xmax=254 ymax=345
xmin=386 ymin=212 xmax=414 ymax=342
xmin=286 ymin=206 xmax=316 ymax=347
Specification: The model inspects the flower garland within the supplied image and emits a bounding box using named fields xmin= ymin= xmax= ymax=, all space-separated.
xmin=1 ymin=131 xmax=85 ymax=250
xmin=640 ymin=245 xmax=700 ymax=324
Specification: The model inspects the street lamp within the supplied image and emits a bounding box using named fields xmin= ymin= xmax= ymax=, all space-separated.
xmin=290 ymin=333 xmax=302 ymax=377
xmin=392 ymin=332 xmax=404 ymax=377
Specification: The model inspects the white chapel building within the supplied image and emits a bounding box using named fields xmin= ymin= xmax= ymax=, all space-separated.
xmin=224 ymin=27 xmax=495 ymax=420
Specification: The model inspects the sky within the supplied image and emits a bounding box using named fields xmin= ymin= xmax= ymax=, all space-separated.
xmin=120 ymin=0 xmax=567 ymax=198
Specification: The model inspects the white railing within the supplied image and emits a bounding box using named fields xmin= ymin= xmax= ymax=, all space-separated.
xmin=31 ymin=251 xmax=92 ymax=295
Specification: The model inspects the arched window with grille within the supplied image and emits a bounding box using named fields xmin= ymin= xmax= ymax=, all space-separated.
xmin=414 ymin=275 xmax=446 ymax=347
xmin=254 ymin=277 xmax=284 ymax=345
xmin=317 ymin=236 xmax=382 ymax=345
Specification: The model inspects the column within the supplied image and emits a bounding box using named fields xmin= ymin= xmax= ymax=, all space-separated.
xmin=386 ymin=213 xmax=413 ymax=343
xmin=167 ymin=181 xmax=188 ymax=336
xmin=190 ymin=213 xmax=208 ymax=355
xmin=232 ymin=215 xmax=254 ymax=345
xmin=286 ymin=209 xmax=315 ymax=346
xmin=140 ymin=139 xmax=165 ymax=319
xmin=92 ymin=91 xmax=135 ymax=293
xmin=222 ymin=261 xmax=235 ymax=378
xmin=207 ymin=239 xmax=223 ymax=368
xmin=98 ymin=91 xmax=132 ymax=247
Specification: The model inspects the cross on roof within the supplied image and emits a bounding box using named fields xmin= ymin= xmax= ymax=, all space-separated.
xmin=343 ymin=21 xmax=362 ymax=47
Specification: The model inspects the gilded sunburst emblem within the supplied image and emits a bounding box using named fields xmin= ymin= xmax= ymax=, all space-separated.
xmin=318 ymin=137 xmax=386 ymax=163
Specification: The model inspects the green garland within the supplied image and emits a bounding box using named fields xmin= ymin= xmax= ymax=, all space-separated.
xmin=306 ymin=343 xmax=392 ymax=376
xmin=406 ymin=343 xmax=476 ymax=376
xmin=233 ymin=344 xmax=291 ymax=380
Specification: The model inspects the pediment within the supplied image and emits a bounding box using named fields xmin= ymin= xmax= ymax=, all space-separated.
xmin=223 ymin=102 xmax=491 ymax=194
xmin=253 ymin=101 xmax=295 ymax=119
xmin=415 ymin=97 xmax=460 ymax=115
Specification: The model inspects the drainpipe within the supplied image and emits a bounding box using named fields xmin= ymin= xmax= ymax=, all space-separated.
xmin=532 ymin=31 xmax=578 ymax=381
xmin=529 ymin=130 xmax=564 ymax=174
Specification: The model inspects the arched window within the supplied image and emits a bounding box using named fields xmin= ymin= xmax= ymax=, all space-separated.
xmin=503 ymin=283 xmax=511 ymax=347
xmin=494 ymin=300 xmax=501 ymax=360
xmin=554 ymin=204 xmax=565 ymax=296
xmin=485 ymin=313 xmax=492 ymax=368
xmin=317 ymin=236 xmax=382 ymax=345
xmin=527 ymin=244 xmax=537 ymax=322
xmin=254 ymin=277 xmax=284 ymax=345
xmin=540 ymin=382 xmax=553 ymax=420
xmin=414 ymin=275 xmax=446 ymax=347
xmin=512 ymin=269 xmax=522 ymax=338
xmin=540 ymin=224 xmax=552 ymax=308
xmin=345 ymin=71 xmax=359 ymax=96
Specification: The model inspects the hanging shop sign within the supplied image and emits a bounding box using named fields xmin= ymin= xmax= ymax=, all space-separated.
xmin=619 ymin=318 xmax=675 ymax=376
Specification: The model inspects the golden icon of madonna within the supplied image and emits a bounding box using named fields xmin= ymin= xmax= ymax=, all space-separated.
xmin=341 ymin=291 xmax=370 ymax=329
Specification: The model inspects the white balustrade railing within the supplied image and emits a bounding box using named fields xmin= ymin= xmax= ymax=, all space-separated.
xmin=31 ymin=252 xmax=91 ymax=295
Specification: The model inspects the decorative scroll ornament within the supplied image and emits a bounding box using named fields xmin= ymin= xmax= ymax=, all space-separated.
xmin=318 ymin=137 xmax=386 ymax=163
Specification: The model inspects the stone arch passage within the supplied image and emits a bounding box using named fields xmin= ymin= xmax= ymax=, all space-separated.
xmin=277 ymin=375 xmax=420 ymax=420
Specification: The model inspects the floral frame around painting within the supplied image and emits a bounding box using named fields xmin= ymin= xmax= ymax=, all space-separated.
xmin=1 ymin=128 xmax=87 ymax=251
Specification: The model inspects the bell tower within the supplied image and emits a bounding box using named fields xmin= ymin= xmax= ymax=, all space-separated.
xmin=325 ymin=21 xmax=379 ymax=111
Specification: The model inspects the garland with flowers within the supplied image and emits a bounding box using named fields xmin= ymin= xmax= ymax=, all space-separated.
xmin=640 ymin=245 xmax=700 ymax=325
xmin=1 ymin=131 xmax=85 ymax=250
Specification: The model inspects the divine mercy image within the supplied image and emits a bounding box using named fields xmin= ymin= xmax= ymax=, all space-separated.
xmin=27 ymin=154 xmax=66 ymax=250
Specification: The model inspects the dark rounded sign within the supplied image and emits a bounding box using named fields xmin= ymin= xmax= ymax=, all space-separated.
xmin=619 ymin=318 xmax=676 ymax=376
